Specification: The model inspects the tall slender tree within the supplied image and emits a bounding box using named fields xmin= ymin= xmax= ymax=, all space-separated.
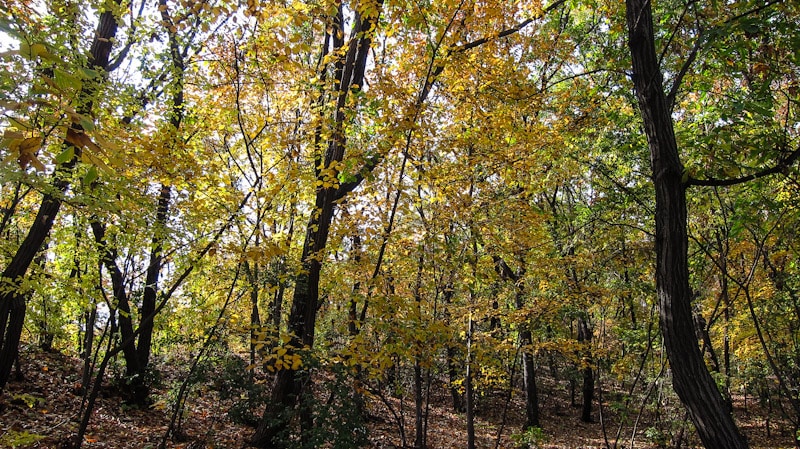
xmin=249 ymin=2 xmax=386 ymax=445
xmin=0 ymin=0 xmax=122 ymax=389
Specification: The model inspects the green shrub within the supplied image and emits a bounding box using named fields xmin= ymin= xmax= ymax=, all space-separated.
xmin=0 ymin=430 xmax=45 ymax=448
xmin=511 ymin=426 xmax=548 ymax=449
xmin=297 ymin=360 xmax=368 ymax=449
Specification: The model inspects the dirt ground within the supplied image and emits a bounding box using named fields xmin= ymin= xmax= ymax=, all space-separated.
xmin=1 ymin=349 xmax=796 ymax=448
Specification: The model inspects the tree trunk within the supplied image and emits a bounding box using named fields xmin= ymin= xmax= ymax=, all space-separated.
xmin=493 ymin=255 xmax=539 ymax=427
xmin=250 ymin=167 xmax=337 ymax=444
xmin=414 ymin=361 xmax=424 ymax=449
xmin=718 ymin=230 xmax=733 ymax=395
xmin=135 ymin=0 xmax=183 ymax=375
xmin=577 ymin=317 xmax=594 ymax=423
xmin=465 ymin=315 xmax=476 ymax=449
xmin=0 ymin=294 xmax=26 ymax=388
xmin=36 ymin=249 xmax=53 ymax=352
xmin=625 ymin=1 xmax=748 ymax=447
xmin=249 ymin=3 xmax=383 ymax=446
xmin=80 ymin=307 xmax=97 ymax=394
xmin=90 ymin=220 xmax=146 ymax=402
xmin=0 ymin=5 xmax=121 ymax=390
xmin=520 ymin=334 xmax=539 ymax=428
xmin=413 ymin=250 xmax=425 ymax=449
xmin=245 ymin=260 xmax=261 ymax=369
xmin=137 ymin=184 xmax=171 ymax=370
xmin=442 ymin=277 xmax=465 ymax=412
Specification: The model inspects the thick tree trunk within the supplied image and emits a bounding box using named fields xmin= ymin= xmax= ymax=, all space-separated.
xmin=249 ymin=268 xmax=317 ymax=448
xmin=0 ymin=6 xmax=121 ymax=390
xmin=251 ymin=156 xmax=339 ymax=444
xmin=137 ymin=0 xmax=183 ymax=373
xmin=626 ymin=1 xmax=748 ymax=447
xmin=0 ymin=192 xmax=66 ymax=387
xmin=0 ymin=294 xmax=26 ymax=388
xmin=520 ymin=333 xmax=539 ymax=428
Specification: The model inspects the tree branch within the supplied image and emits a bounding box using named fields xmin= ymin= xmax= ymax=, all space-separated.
xmin=451 ymin=0 xmax=568 ymax=53
xmin=686 ymin=145 xmax=800 ymax=187
xmin=666 ymin=0 xmax=784 ymax=110
xmin=335 ymin=0 xmax=569 ymax=200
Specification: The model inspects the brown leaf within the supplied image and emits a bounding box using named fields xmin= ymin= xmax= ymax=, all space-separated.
xmin=65 ymin=128 xmax=92 ymax=148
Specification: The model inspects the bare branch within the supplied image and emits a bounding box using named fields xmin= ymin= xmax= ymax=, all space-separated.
xmin=687 ymin=145 xmax=800 ymax=187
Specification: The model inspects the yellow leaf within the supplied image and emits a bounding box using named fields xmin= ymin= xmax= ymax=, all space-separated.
xmin=81 ymin=150 xmax=115 ymax=173
xmin=92 ymin=133 xmax=123 ymax=153
xmin=17 ymin=137 xmax=45 ymax=171
xmin=30 ymin=43 xmax=47 ymax=57
xmin=18 ymin=136 xmax=42 ymax=154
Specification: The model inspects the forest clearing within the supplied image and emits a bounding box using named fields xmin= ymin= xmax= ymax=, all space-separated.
xmin=2 ymin=0 xmax=800 ymax=447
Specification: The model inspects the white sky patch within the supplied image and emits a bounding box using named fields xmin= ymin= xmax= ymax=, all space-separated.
xmin=0 ymin=29 xmax=15 ymax=51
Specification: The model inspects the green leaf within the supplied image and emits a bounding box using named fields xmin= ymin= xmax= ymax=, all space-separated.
xmin=79 ymin=67 xmax=100 ymax=79
xmin=54 ymin=146 xmax=74 ymax=164
xmin=745 ymin=101 xmax=772 ymax=117
xmin=83 ymin=166 xmax=99 ymax=185
xmin=79 ymin=117 xmax=95 ymax=131
xmin=0 ymin=429 xmax=45 ymax=448
xmin=53 ymin=68 xmax=82 ymax=91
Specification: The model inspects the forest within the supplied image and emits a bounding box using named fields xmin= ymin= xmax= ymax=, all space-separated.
xmin=1 ymin=0 xmax=799 ymax=447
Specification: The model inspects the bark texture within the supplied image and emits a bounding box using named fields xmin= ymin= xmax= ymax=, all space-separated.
xmin=626 ymin=1 xmax=748 ymax=447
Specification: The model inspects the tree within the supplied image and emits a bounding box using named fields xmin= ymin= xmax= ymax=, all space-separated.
xmin=248 ymin=1 xmax=386 ymax=445
xmin=4 ymin=0 xmax=800 ymax=447
xmin=0 ymin=0 xmax=122 ymax=390
xmin=624 ymin=0 xmax=798 ymax=446
xmin=88 ymin=0 xmax=192 ymax=404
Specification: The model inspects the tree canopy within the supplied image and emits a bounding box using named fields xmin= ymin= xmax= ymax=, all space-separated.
xmin=1 ymin=0 xmax=799 ymax=447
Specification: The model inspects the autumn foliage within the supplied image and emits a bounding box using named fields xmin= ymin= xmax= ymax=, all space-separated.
xmin=1 ymin=0 xmax=800 ymax=447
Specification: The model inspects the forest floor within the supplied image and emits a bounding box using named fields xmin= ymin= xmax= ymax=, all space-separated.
xmin=0 ymin=348 xmax=796 ymax=448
